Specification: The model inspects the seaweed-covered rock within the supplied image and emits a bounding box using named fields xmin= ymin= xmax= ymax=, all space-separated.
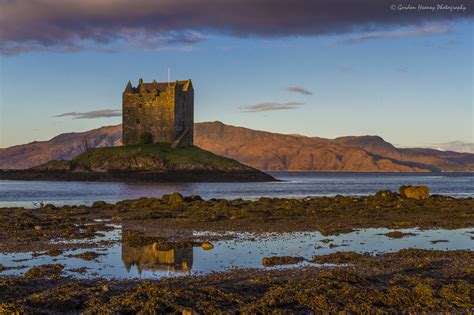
xmin=375 ymin=190 xmax=399 ymax=201
xmin=91 ymin=201 xmax=109 ymax=208
xmin=166 ymin=193 xmax=185 ymax=204
xmin=262 ymin=256 xmax=304 ymax=267
xmin=24 ymin=264 xmax=64 ymax=279
xmin=400 ymin=185 xmax=429 ymax=200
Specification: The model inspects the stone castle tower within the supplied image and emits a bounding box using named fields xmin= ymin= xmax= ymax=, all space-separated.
xmin=122 ymin=78 xmax=194 ymax=147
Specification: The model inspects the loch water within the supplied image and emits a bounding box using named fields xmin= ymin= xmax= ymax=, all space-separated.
xmin=0 ymin=172 xmax=473 ymax=207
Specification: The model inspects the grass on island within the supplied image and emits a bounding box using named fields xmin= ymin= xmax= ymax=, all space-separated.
xmin=73 ymin=143 xmax=251 ymax=171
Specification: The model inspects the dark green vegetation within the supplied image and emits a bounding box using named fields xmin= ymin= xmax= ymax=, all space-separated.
xmin=0 ymin=143 xmax=275 ymax=182
xmin=73 ymin=143 xmax=254 ymax=171
xmin=0 ymin=189 xmax=473 ymax=253
xmin=1 ymin=249 xmax=472 ymax=313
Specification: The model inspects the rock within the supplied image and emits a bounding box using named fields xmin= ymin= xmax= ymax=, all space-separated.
xmin=165 ymin=193 xmax=185 ymax=204
xmin=262 ymin=256 xmax=304 ymax=267
xmin=67 ymin=251 xmax=102 ymax=261
xmin=400 ymin=185 xmax=429 ymax=200
xmin=24 ymin=264 xmax=64 ymax=279
xmin=382 ymin=231 xmax=417 ymax=239
xmin=34 ymin=225 xmax=43 ymax=231
xmin=92 ymin=201 xmax=108 ymax=208
xmin=47 ymin=249 xmax=63 ymax=257
xmin=43 ymin=204 xmax=56 ymax=210
xmin=374 ymin=190 xmax=399 ymax=200
xmin=184 ymin=195 xmax=203 ymax=202
xmin=201 ymin=242 xmax=214 ymax=250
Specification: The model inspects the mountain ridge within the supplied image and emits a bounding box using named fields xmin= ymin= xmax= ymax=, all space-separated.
xmin=1 ymin=121 xmax=473 ymax=172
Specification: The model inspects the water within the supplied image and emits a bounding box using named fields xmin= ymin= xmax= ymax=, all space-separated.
xmin=1 ymin=172 xmax=473 ymax=207
xmin=1 ymin=226 xmax=472 ymax=279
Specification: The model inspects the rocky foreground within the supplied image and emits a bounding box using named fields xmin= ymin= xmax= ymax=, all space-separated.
xmin=1 ymin=186 xmax=473 ymax=313
xmin=1 ymin=249 xmax=473 ymax=313
xmin=0 ymin=186 xmax=472 ymax=252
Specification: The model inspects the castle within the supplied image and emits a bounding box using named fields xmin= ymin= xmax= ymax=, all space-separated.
xmin=122 ymin=78 xmax=194 ymax=147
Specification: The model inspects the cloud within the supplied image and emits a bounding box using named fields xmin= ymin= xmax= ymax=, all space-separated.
xmin=286 ymin=87 xmax=313 ymax=95
xmin=339 ymin=66 xmax=353 ymax=73
xmin=53 ymin=109 xmax=122 ymax=119
xmin=1 ymin=0 xmax=471 ymax=55
xmin=330 ymin=24 xmax=451 ymax=44
xmin=240 ymin=102 xmax=303 ymax=112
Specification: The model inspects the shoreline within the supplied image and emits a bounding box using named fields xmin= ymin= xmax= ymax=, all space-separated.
xmin=0 ymin=169 xmax=276 ymax=183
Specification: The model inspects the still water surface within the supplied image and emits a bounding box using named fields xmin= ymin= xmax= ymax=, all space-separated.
xmin=1 ymin=172 xmax=473 ymax=207
xmin=1 ymin=226 xmax=472 ymax=279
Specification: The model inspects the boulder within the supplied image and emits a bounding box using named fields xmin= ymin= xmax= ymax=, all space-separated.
xmin=399 ymin=185 xmax=429 ymax=200
xmin=166 ymin=193 xmax=185 ymax=204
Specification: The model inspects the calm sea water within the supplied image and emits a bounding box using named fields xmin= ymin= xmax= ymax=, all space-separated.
xmin=0 ymin=172 xmax=473 ymax=207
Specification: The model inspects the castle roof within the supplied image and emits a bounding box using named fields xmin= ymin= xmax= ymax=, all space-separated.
xmin=125 ymin=79 xmax=192 ymax=93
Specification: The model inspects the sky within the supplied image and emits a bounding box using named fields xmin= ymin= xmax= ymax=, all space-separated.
xmin=0 ymin=0 xmax=472 ymax=148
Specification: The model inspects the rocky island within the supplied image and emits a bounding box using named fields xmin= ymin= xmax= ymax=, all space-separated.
xmin=0 ymin=143 xmax=275 ymax=182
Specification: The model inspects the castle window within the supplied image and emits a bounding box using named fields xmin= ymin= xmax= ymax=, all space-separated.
xmin=138 ymin=104 xmax=142 ymax=108
xmin=136 ymin=119 xmax=140 ymax=124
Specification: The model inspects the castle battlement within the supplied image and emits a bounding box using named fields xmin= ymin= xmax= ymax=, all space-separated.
xmin=122 ymin=78 xmax=194 ymax=147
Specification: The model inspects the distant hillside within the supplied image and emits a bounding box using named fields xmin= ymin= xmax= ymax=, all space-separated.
xmin=1 ymin=122 xmax=473 ymax=172
xmin=0 ymin=125 xmax=122 ymax=169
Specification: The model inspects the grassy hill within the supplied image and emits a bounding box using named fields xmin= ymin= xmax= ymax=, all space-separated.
xmin=73 ymin=143 xmax=254 ymax=172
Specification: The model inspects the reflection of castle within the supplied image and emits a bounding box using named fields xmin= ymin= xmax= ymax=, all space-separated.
xmin=122 ymin=243 xmax=193 ymax=274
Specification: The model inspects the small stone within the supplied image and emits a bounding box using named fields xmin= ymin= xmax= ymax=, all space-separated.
xmin=201 ymin=242 xmax=214 ymax=250
xmin=34 ymin=225 xmax=42 ymax=231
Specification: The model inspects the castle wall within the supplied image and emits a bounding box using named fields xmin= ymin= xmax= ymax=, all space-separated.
xmin=122 ymin=79 xmax=194 ymax=147
xmin=173 ymin=85 xmax=194 ymax=147
xmin=123 ymin=87 xmax=175 ymax=145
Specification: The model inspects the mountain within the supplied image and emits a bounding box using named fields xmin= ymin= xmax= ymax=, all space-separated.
xmin=1 ymin=122 xmax=473 ymax=172
xmin=0 ymin=125 xmax=122 ymax=170
xmin=425 ymin=141 xmax=474 ymax=154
